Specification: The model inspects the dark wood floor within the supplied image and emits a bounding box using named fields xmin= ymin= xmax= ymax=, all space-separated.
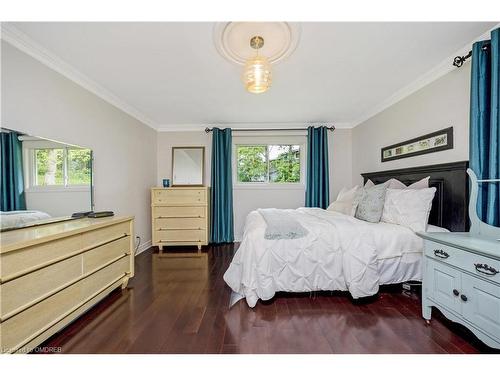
xmin=36 ymin=244 xmax=499 ymax=354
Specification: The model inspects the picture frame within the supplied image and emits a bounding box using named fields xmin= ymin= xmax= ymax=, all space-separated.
xmin=381 ymin=127 xmax=453 ymax=163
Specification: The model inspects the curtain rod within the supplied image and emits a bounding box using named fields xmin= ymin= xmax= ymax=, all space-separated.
xmin=453 ymin=44 xmax=490 ymax=68
xmin=204 ymin=126 xmax=335 ymax=133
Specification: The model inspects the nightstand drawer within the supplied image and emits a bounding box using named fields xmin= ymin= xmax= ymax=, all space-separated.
xmin=425 ymin=241 xmax=500 ymax=284
xmin=424 ymin=242 xmax=461 ymax=266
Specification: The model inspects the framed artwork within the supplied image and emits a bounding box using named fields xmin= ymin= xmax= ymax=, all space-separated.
xmin=381 ymin=127 xmax=453 ymax=163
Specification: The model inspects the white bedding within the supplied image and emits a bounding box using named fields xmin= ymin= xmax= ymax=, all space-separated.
xmin=0 ymin=210 xmax=51 ymax=229
xmin=224 ymin=208 xmax=447 ymax=307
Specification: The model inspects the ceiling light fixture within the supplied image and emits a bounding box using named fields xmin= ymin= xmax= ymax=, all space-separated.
xmin=242 ymin=36 xmax=272 ymax=94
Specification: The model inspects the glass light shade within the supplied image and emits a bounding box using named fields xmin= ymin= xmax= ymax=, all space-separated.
xmin=242 ymin=55 xmax=272 ymax=94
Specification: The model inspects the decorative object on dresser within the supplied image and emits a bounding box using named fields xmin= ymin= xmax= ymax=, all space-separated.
xmin=0 ymin=216 xmax=134 ymax=354
xmin=381 ymin=127 xmax=453 ymax=163
xmin=417 ymin=168 xmax=500 ymax=349
xmin=151 ymin=187 xmax=210 ymax=256
xmin=171 ymin=146 xmax=205 ymax=186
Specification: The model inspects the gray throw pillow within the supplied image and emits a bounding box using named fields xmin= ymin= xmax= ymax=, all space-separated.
xmin=355 ymin=182 xmax=388 ymax=223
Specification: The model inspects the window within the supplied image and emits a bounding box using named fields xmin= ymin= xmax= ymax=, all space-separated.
xmin=236 ymin=144 xmax=301 ymax=184
xmin=32 ymin=147 xmax=92 ymax=187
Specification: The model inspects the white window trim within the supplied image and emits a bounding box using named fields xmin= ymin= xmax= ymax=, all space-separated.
xmin=24 ymin=146 xmax=91 ymax=192
xmin=232 ymin=138 xmax=306 ymax=190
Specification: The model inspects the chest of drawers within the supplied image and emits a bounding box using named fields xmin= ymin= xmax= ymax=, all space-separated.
xmin=418 ymin=231 xmax=500 ymax=349
xmin=0 ymin=216 xmax=134 ymax=353
xmin=151 ymin=187 xmax=210 ymax=254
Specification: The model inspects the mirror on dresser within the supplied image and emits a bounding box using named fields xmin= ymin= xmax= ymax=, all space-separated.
xmin=172 ymin=147 xmax=205 ymax=186
xmin=0 ymin=127 xmax=94 ymax=231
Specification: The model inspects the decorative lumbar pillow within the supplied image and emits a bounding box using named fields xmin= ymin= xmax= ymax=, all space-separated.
xmin=327 ymin=185 xmax=360 ymax=216
xmin=354 ymin=182 xmax=389 ymax=223
xmin=381 ymin=187 xmax=437 ymax=232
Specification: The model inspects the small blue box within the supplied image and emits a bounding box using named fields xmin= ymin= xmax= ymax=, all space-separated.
xmin=162 ymin=179 xmax=170 ymax=188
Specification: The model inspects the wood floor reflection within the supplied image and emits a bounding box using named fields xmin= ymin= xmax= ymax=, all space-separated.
xmin=36 ymin=244 xmax=499 ymax=354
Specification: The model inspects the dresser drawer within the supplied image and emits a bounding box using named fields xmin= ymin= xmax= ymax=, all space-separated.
xmin=425 ymin=241 xmax=500 ymax=284
xmin=82 ymin=236 xmax=131 ymax=273
xmin=81 ymin=222 xmax=130 ymax=249
xmin=0 ymin=236 xmax=83 ymax=282
xmin=157 ymin=229 xmax=206 ymax=242
xmin=155 ymin=217 xmax=206 ymax=230
xmin=82 ymin=256 xmax=130 ymax=298
xmin=1 ymin=281 xmax=83 ymax=351
xmin=153 ymin=206 xmax=205 ymax=218
xmin=425 ymin=242 xmax=462 ymax=267
xmin=0 ymin=255 xmax=83 ymax=319
xmin=153 ymin=189 xmax=206 ymax=205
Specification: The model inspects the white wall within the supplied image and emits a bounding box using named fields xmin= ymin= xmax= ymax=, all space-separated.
xmin=352 ymin=66 xmax=471 ymax=184
xmin=25 ymin=190 xmax=91 ymax=217
xmin=157 ymin=128 xmax=352 ymax=240
xmin=1 ymin=41 xmax=157 ymax=251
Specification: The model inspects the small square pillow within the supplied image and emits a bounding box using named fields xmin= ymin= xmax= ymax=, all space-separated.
xmin=354 ymin=182 xmax=389 ymax=223
xmin=381 ymin=187 xmax=437 ymax=232
xmin=327 ymin=185 xmax=359 ymax=216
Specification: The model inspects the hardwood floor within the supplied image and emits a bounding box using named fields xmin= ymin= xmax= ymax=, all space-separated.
xmin=36 ymin=244 xmax=499 ymax=354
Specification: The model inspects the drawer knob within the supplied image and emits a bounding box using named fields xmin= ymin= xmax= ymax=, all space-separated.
xmin=474 ymin=263 xmax=499 ymax=276
xmin=453 ymin=289 xmax=459 ymax=296
xmin=460 ymin=294 xmax=468 ymax=302
xmin=434 ymin=249 xmax=449 ymax=259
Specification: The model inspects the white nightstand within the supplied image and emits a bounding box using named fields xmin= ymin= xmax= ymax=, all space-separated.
xmin=418 ymin=231 xmax=500 ymax=349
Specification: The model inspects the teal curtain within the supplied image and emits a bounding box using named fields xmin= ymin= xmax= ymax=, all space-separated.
xmin=470 ymin=28 xmax=500 ymax=227
xmin=1 ymin=131 xmax=26 ymax=211
xmin=210 ymin=128 xmax=234 ymax=243
xmin=305 ymin=126 xmax=330 ymax=209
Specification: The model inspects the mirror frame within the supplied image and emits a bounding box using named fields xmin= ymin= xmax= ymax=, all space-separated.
xmin=171 ymin=146 xmax=205 ymax=187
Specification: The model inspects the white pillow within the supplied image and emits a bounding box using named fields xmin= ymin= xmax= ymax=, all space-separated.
xmin=327 ymin=185 xmax=359 ymax=216
xmin=387 ymin=177 xmax=430 ymax=190
xmin=381 ymin=187 xmax=437 ymax=232
xmin=364 ymin=179 xmax=375 ymax=188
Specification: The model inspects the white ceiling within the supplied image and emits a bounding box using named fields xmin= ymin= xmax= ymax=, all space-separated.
xmin=4 ymin=22 xmax=498 ymax=130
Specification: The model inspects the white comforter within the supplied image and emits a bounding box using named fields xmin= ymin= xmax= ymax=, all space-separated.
xmin=224 ymin=208 xmax=428 ymax=307
xmin=0 ymin=210 xmax=51 ymax=229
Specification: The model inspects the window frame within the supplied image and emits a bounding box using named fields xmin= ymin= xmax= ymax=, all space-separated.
xmin=25 ymin=146 xmax=92 ymax=193
xmin=232 ymin=139 xmax=306 ymax=189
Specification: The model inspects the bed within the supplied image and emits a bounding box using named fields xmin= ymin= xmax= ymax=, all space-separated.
xmin=224 ymin=161 xmax=469 ymax=307
xmin=0 ymin=210 xmax=51 ymax=230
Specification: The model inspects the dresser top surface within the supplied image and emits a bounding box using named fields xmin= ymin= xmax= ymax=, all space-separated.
xmin=152 ymin=186 xmax=209 ymax=190
xmin=417 ymin=231 xmax=500 ymax=259
xmin=0 ymin=216 xmax=133 ymax=253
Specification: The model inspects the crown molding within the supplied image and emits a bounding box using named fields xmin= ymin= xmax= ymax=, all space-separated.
xmin=350 ymin=23 xmax=500 ymax=128
xmin=157 ymin=122 xmax=352 ymax=132
xmin=1 ymin=23 xmax=159 ymax=130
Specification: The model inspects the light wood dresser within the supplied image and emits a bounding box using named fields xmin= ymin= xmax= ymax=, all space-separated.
xmin=0 ymin=216 xmax=134 ymax=353
xmin=151 ymin=187 xmax=210 ymax=255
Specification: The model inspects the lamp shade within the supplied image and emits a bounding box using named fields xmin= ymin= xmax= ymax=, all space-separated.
xmin=242 ymin=55 xmax=272 ymax=94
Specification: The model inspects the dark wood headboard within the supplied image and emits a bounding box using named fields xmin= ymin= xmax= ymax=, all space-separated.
xmin=361 ymin=161 xmax=469 ymax=232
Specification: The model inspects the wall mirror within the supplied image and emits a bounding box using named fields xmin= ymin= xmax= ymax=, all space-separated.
xmin=172 ymin=147 xmax=205 ymax=186
xmin=1 ymin=127 xmax=94 ymax=231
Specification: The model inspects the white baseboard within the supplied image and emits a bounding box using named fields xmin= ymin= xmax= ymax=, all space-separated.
xmin=135 ymin=239 xmax=152 ymax=256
